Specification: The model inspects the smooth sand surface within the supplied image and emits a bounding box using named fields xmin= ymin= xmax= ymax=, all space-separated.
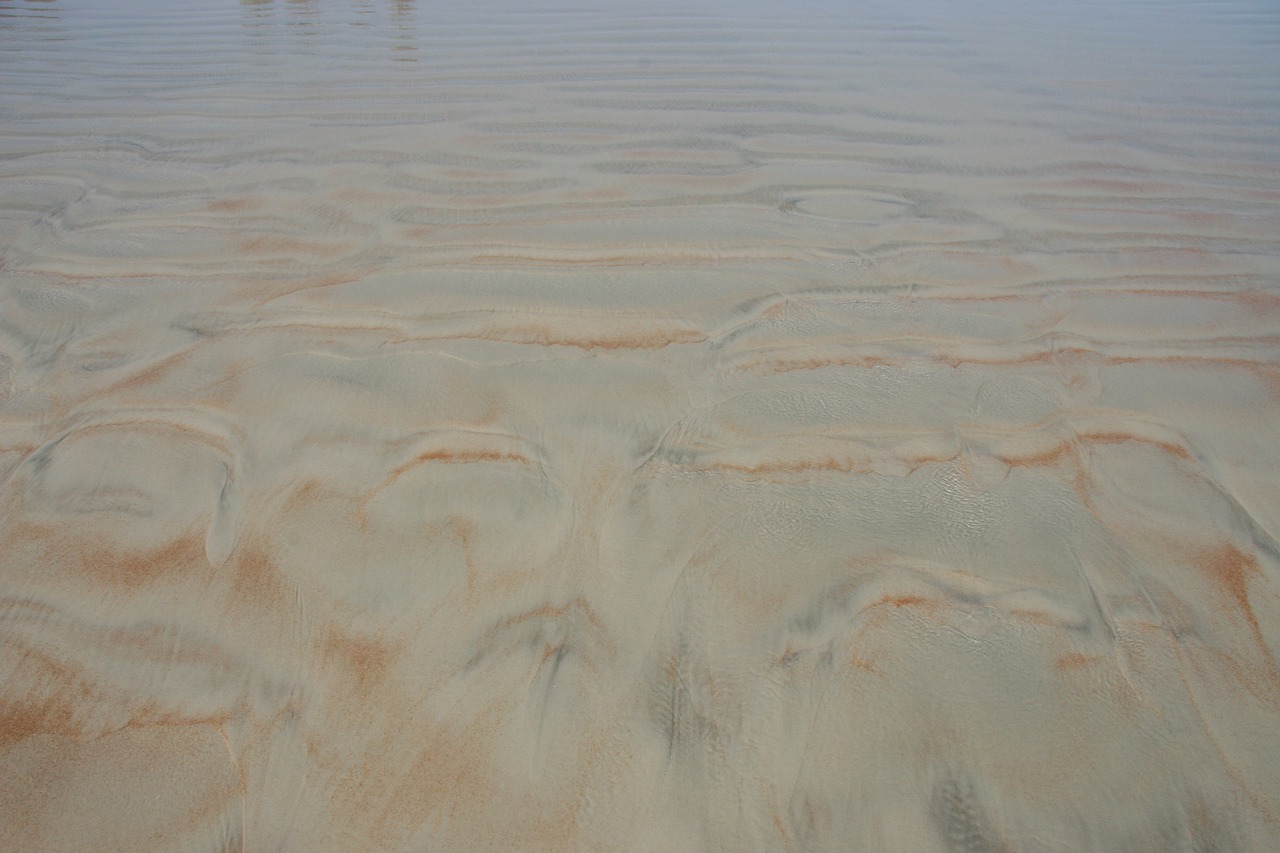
xmin=2 ymin=1 xmax=1279 ymax=850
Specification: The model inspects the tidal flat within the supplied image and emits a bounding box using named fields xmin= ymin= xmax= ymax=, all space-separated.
xmin=1 ymin=0 xmax=1279 ymax=850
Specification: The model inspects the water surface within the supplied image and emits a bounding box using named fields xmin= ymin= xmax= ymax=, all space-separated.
xmin=2 ymin=1 xmax=1279 ymax=850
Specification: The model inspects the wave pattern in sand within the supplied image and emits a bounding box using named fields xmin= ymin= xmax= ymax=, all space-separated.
xmin=2 ymin=1 xmax=1279 ymax=850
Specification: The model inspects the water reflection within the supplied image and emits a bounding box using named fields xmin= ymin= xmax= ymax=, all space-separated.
xmin=0 ymin=0 xmax=62 ymax=42
xmin=390 ymin=0 xmax=416 ymax=61
xmin=286 ymin=0 xmax=319 ymax=42
xmin=237 ymin=0 xmax=417 ymax=59
xmin=351 ymin=0 xmax=374 ymax=26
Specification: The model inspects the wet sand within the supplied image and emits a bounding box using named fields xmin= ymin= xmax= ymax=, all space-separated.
xmin=2 ymin=0 xmax=1279 ymax=850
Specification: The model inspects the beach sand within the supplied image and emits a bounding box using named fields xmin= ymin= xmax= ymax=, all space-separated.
xmin=1 ymin=1 xmax=1279 ymax=850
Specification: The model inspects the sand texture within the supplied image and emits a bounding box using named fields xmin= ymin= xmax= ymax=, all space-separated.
xmin=2 ymin=1 xmax=1280 ymax=850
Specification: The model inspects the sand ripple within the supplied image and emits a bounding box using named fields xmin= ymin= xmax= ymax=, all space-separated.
xmin=1 ymin=0 xmax=1279 ymax=850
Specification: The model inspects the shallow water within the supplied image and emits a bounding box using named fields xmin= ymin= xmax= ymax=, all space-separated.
xmin=2 ymin=1 xmax=1279 ymax=850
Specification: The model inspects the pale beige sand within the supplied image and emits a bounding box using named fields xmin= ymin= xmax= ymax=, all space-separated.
xmin=1 ymin=1 xmax=1279 ymax=851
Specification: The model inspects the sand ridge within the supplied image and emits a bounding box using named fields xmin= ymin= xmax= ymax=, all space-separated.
xmin=1 ymin=0 xmax=1279 ymax=850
